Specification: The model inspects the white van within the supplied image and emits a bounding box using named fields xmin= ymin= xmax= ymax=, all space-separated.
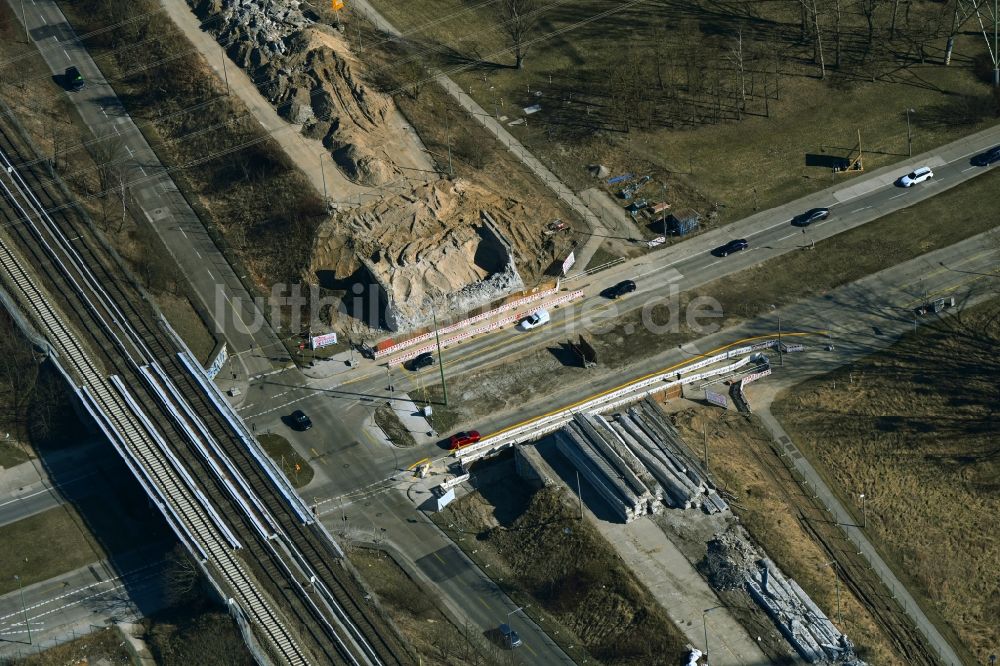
xmin=519 ymin=309 xmax=550 ymax=330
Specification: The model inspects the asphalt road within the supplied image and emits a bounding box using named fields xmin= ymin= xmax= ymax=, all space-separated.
xmin=6 ymin=0 xmax=284 ymax=379
xmin=0 ymin=546 xmax=170 ymax=659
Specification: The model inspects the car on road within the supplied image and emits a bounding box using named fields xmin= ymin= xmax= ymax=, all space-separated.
xmin=407 ymin=351 xmax=434 ymax=371
xmin=712 ymin=239 xmax=749 ymax=257
xmin=897 ymin=166 xmax=933 ymax=187
xmin=448 ymin=430 xmax=481 ymax=450
xmin=602 ymin=279 xmax=636 ymax=299
xmin=290 ymin=409 xmax=312 ymax=431
xmin=64 ymin=66 xmax=85 ymax=91
xmin=519 ymin=308 xmax=550 ymax=330
xmin=498 ymin=624 xmax=522 ymax=649
xmin=791 ymin=207 xmax=830 ymax=227
xmin=971 ymin=145 xmax=1000 ymax=167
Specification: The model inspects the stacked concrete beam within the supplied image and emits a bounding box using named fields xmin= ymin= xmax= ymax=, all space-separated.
xmin=574 ymin=414 xmax=661 ymax=512
xmin=746 ymin=559 xmax=866 ymax=665
xmin=611 ymin=412 xmax=701 ymax=509
xmin=556 ymin=425 xmax=643 ymax=523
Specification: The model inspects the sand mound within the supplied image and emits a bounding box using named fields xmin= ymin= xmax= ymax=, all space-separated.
xmin=192 ymin=0 xmax=402 ymax=186
xmin=309 ymin=179 xmax=529 ymax=330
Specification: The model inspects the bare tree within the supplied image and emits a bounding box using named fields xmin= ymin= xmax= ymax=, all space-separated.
xmin=498 ymin=0 xmax=540 ymax=69
xmin=802 ymin=0 xmax=826 ymax=78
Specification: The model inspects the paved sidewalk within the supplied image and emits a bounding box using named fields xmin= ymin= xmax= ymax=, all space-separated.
xmin=593 ymin=517 xmax=768 ymax=666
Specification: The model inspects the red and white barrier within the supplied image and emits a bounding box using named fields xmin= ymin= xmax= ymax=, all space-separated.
xmin=388 ymin=291 xmax=585 ymax=366
xmin=373 ymin=287 xmax=560 ymax=359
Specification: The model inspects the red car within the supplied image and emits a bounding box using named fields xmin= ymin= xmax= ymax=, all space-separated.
xmin=448 ymin=430 xmax=481 ymax=450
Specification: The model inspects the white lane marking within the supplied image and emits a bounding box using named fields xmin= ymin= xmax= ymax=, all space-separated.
xmin=100 ymin=107 xmax=107 ymax=117
xmin=62 ymin=49 xmax=69 ymax=60
xmin=777 ymin=233 xmax=796 ymax=241
xmin=851 ymin=206 xmax=871 ymax=213
xmin=961 ymin=166 xmax=976 ymax=172
xmin=206 ymin=268 xmax=214 ymax=279
xmin=138 ymin=166 xmax=146 ymax=176
xmin=889 ymin=192 xmax=907 ymax=199
xmin=180 ymin=229 xmax=187 ymax=238
xmin=747 ymin=219 xmax=793 ymax=238
xmin=194 ymin=250 xmax=201 ymax=258
xmin=125 ymin=145 xmax=133 ymax=157
xmin=704 ymin=259 xmax=723 ymax=268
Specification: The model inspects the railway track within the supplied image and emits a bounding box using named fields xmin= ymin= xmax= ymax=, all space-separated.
xmin=0 ymin=111 xmax=410 ymax=665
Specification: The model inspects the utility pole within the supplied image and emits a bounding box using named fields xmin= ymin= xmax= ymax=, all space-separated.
xmin=576 ymin=470 xmax=583 ymax=520
xmin=445 ymin=106 xmax=454 ymax=177
xmin=905 ymin=107 xmax=914 ymax=156
xmin=319 ymin=154 xmax=328 ymax=202
xmin=820 ymin=561 xmax=843 ymax=629
xmin=431 ymin=304 xmax=448 ymax=406
xmin=221 ymin=45 xmax=230 ymax=96
xmin=703 ymin=422 xmax=708 ymax=471
xmin=860 ymin=493 xmax=866 ymax=529
xmin=14 ymin=575 xmax=30 ymax=645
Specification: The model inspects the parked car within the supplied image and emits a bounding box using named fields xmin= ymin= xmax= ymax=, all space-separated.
xmin=898 ymin=166 xmax=933 ymax=187
xmin=448 ymin=431 xmax=481 ymax=450
xmin=971 ymin=145 xmax=1000 ymax=167
xmin=64 ymin=66 xmax=85 ymax=91
xmin=602 ymin=279 xmax=636 ymax=299
xmin=498 ymin=624 xmax=522 ymax=649
xmin=407 ymin=351 xmax=434 ymax=371
xmin=290 ymin=410 xmax=312 ymax=431
xmin=519 ymin=309 xmax=550 ymax=330
xmin=712 ymin=239 xmax=749 ymax=257
xmin=791 ymin=207 xmax=830 ymax=226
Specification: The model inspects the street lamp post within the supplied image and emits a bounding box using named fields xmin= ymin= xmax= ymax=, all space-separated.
xmin=905 ymin=108 xmax=915 ymax=157
xmin=14 ymin=575 xmax=30 ymax=644
xmin=770 ymin=304 xmax=783 ymax=366
xmin=860 ymin=493 xmax=867 ymax=529
xmin=703 ymin=606 xmax=722 ymax=664
xmin=819 ymin=560 xmax=843 ymax=628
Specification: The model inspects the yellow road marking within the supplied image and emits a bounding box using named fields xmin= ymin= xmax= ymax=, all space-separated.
xmin=434 ymin=552 xmax=446 ymax=564
xmin=478 ymin=596 xmax=490 ymax=609
xmin=407 ymin=457 xmax=429 ymax=470
xmin=482 ymin=331 xmax=819 ymax=440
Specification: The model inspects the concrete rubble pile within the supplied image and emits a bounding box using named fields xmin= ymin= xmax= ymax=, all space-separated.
xmin=555 ymin=399 xmax=728 ymax=522
xmin=190 ymin=0 xmax=400 ymax=186
xmin=704 ymin=527 xmax=867 ymax=666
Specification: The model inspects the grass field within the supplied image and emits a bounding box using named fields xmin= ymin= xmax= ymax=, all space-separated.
xmin=436 ymin=478 xmax=689 ymax=665
xmin=669 ymin=405 xmax=911 ymax=665
xmin=258 ymin=433 xmax=314 ymax=488
xmin=144 ymin=597 xmax=255 ymax=666
xmin=363 ymin=0 xmax=999 ymax=232
xmin=0 ymin=506 xmax=104 ymax=596
xmin=15 ymin=626 xmax=134 ymax=666
xmin=409 ymin=166 xmax=1000 ymax=431
xmin=771 ymin=297 xmax=1000 ymax=664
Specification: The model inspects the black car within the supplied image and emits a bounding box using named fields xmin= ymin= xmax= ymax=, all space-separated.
xmin=407 ymin=351 xmax=434 ymax=371
xmin=602 ymin=279 xmax=637 ymax=299
xmin=64 ymin=66 xmax=85 ymax=91
xmin=791 ymin=207 xmax=830 ymax=227
xmin=290 ymin=409 xmax=312 ymax=431
xmin=971 ymin=145 xmax=1000 ymax=167
xmin=712 ymin=239 xmax=749 ymax=257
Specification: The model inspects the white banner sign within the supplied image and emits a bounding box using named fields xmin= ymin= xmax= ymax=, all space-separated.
xmin=561 ymin=251 xmax=576 ymax=276
xmin=310 ymin=332 xmax=338 ymax=350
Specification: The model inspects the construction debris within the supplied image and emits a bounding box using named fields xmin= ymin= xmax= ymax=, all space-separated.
xmin=702 ymin=526 xmax=867 ymax=666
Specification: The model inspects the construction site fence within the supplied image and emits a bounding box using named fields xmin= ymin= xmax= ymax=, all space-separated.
xmin=390 ymin=289 xmax=585 ymax=366
xmin=368 ymin=279 xmax=560 ymax=358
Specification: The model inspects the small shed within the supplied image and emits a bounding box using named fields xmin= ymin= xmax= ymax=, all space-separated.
xmin=666 ymin=208 xmax=701 ymax=236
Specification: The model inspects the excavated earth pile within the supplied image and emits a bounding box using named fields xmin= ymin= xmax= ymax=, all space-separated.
xmin=190 ymin=0 xmax=401 ymax=186
xmin=310 ymin=179 xmax=539 ymax=332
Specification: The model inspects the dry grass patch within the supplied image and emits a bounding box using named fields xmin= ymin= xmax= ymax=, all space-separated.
xmin=436 ymin=479 xmax=688 ymax=665
xmin=366 ymin=0 xmax=999 ymax=227
xmin=771 ymin=297 xmax=1000 ymax=663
